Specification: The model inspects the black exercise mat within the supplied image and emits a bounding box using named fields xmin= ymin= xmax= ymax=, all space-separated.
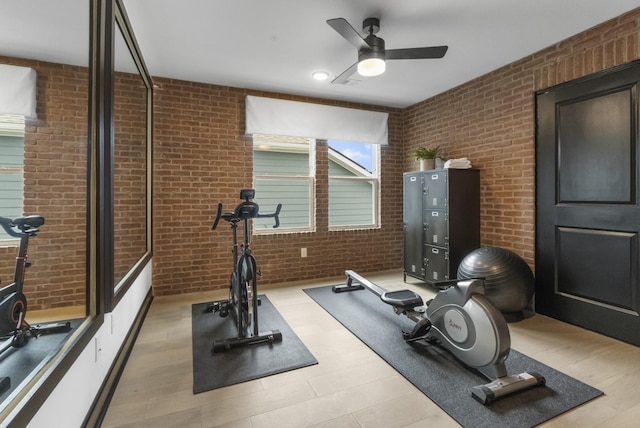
xmin=191 ymin=295 xmax=317 ymax=393
xmin=0 ymin=318 xmax=82 ymax=402
xmin=304 ymin=285 xmax=603 ymax=428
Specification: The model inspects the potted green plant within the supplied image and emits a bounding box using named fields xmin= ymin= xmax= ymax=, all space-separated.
xmin=414 ymin=145 xmax=441 ymax=170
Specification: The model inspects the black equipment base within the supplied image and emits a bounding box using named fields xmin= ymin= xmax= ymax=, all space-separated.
xmin=211 ymin=329 xmax=282 ymax=353
xmin=192 ymin=295 xmax=317 ymax=393
xmin=332 ymin=283 xmax=364 ymax=293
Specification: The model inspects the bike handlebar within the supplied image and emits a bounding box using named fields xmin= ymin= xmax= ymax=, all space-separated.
xmin=210 ymin=202 xmax=282 ymax=230
xmin=0 ymin=216 xmax=21 ymax=238
xmin=257 ymin=203 xmax=282 ymax=229
xmin=210 ymin=203 xmax=223 ymax=230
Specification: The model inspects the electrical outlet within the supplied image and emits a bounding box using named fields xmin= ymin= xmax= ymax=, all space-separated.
xmin=94 ymin=336 xmax=102 ymax=362
xmin=301 ymin=248 xmax=307 ymax=258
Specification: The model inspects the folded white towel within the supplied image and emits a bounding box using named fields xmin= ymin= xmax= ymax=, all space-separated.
xmin=444 ymin=158 xmax=472 ymax=169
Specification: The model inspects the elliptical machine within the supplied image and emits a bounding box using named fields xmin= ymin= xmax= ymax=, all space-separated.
xmin=333 ymin=270 xmax=545 ymax=404
xmin=0 ymin=215 xmax=72 ymax=354
xmin=205 ymin=189 xmax=282 ymax=353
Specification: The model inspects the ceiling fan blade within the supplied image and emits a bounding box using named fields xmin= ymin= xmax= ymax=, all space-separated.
xmin=386 ymin=45 xmax=448 ymax=60
xmin=327 ymin=18 xmax=370 ymax=51
xmin=331 ymin=62 xmax=359 ymax=85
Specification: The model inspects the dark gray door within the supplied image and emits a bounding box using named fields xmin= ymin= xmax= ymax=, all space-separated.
xmin=536 ymin=62 xmax=640 ymax=345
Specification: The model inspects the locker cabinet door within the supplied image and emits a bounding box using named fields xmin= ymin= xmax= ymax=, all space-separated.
xmin=423 ymin=171 xmax=447 ymax=209
xmin=425 ymin=245 xmax=449 ymax=282
xmin=424 ymin=209 xmax=447 ymax=246
xmin=404 ymin=173 xmax=425 ymax=280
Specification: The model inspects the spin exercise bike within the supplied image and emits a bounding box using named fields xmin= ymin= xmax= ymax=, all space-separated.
xmin=0 ymin=215 xmax=72 ymax=392
xmin=333 ymin=270 xmax=545 ymax=404
xmin=206 ymin=189 xmax=282 ymax=353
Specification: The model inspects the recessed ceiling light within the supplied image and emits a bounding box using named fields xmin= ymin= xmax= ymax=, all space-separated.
xmin=311 ymin=71 xmax=330 ymax=81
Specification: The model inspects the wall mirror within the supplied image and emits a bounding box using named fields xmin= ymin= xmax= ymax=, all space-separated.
xmin=0 ymin=0 xmax=152 ymax=423
xmin=0 ymin=0 xmax=97 ymax=422
xmin=112 ymin=5 xmax=152 ymax=303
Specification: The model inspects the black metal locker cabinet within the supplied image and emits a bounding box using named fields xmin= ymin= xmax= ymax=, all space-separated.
xmin=403 ymin=169 xmax=480 ymax=286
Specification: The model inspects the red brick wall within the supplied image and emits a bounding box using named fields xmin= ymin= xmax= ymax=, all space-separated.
xmin=151 ymin=80 xmax=404 ymax=296
xmin=0 ymin=56 xmax=88 ymax=310
xmin=3 ymin=7 xmax=639 ymax=304
xmin=403 ymin=8 xmax=640 ymax=266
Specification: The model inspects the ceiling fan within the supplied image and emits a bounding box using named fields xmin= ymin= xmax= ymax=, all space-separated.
xmin=327 ymin=17 xmax=448 ymax=84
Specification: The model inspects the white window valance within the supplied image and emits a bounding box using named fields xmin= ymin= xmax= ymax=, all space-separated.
xmin=0 ymin=64 xmax=37 ymax=119
xmin=245 ymin=95 xmax=388 ymax=145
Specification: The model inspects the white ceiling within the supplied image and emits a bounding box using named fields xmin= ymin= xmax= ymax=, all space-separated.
xmin=2 ymin=1 xmax=640 ymax=108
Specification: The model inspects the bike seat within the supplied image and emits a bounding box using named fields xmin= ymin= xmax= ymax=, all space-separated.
xmin=13 ymin=215 xmax=44 ymax=230
xmin=381 ymin=289 xmax=423 ymax=310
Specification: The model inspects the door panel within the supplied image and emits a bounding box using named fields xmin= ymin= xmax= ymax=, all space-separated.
xmin=556 ymin=227 xmax=636 ymax=311
xmin=558 ymin=89 xmax=633 ymax=203
xmin=536 ymin=62 xmax=640 ymax=345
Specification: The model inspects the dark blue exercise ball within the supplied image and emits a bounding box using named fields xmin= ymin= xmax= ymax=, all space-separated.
xmin=457 ymin=247 xmax=535 ymax=313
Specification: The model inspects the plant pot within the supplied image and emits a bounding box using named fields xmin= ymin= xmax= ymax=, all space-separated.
xmin=420 ymin=158 xmax=435 ymax=171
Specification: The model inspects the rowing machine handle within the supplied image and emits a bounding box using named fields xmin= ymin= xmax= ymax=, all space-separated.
xmin=210 ymin=203 xmax=223 ymax=230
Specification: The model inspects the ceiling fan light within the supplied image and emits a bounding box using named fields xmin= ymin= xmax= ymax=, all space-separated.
xmin=311 ymin=70 xmax=330 ymax=81
xmin=358 ymin=57 xmax=386 ymax=77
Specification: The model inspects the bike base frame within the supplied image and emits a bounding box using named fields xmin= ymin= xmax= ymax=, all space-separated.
xmin=211 ymin=329 xmax=282 ymax=353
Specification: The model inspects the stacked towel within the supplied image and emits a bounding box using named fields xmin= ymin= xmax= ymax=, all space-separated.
xmin=444 ymin=158 xmax=472 ymax=169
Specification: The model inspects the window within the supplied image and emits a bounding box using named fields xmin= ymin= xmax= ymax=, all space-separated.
xmin=0 ymin=115 xmax=25 ymax=241
xmin=328 ymin=140 xmax=380 ymax=229
xmin=252 ymin=134 xmax=380 ymax=233
xmin=253 ymin=134 xmax=315 ymax=232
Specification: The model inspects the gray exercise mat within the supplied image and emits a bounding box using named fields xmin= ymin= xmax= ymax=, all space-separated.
xmin=191 ymin=295 xmax=317 ymax=393
xmin=304 ymin=285 xmax=603 ymax=428
xmin=0 ymin=318 xmax=81 ymax=403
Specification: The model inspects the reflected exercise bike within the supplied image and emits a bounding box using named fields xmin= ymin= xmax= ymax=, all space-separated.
xmin=205 ymin=189 xmax=282 ymax=353
xmin=333 ymin=270 xmax=545 ymax=404
xmin=0 ymin=215 xmax=72 ymax=392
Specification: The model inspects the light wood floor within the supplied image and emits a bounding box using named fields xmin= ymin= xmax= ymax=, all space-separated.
xmin=101 ymin=270 xmax=640 ymax=427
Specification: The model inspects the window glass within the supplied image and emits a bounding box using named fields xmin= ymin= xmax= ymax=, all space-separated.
xmin=0 ymin=115 xmax=25 ymax=240
xmin=253 ymin=134 xmax=314 ymax=232
xmin=328 ymin=140 xmax=380 ymax=229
